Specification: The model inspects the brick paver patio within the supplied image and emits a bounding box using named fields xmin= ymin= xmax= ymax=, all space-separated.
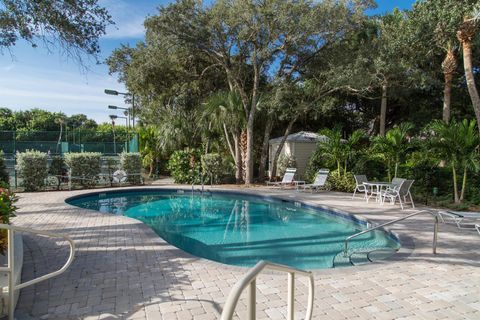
xmin=11 ymin=186 xmax=480 ymax=319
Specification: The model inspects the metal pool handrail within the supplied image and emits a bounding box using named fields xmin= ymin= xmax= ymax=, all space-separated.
xmin=343 ymin=209 xmax=439 ymax=257
xmin=0 ymin=224 xmax=75 ymax=320
xmin=221 ymin=260 xmax=314 ymax=320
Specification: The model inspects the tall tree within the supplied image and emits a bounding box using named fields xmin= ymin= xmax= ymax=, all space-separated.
xmin=0 ymin=0 xmax=113 ymax=62
xmin=147 ymin=0 xmax=373 ymax=184
xmin=457 ymin=11 xmax=480 ymax=129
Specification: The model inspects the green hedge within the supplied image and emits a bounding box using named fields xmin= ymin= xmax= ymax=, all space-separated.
xmin=16 ymin=150 xmax=48 ymax=191
xmin=120 ymin=152 xmax=142 ymax=184
xmin=167 ymin=149 xmax=202 ymax=184
xmin=64 ymin=152 xmax=101 ymax=187
xmin=0 ymin=152 xmax=8 ymax=186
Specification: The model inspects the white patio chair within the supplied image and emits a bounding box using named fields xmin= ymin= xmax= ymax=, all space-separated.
xmin=381 ymin=179 xmax=414 ymax=210
xmin=352 ymin=174 xmax=369 ymax=199
xmin=438 ymin=211 xmax=480 ymax=230
xmin=300 ymin=169 xmax=329 ymax=193
xmin=476 ymin=224 xmax=480 ymax=235
xmin=267 ymin=168 xmax=299 ymax=188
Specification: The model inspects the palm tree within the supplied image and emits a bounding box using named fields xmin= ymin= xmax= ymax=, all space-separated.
xmin=318 ymin=128 xmax=365 ymax=176
xmin=429 ymin=119 xmax=480 ymax=203
xmin=139 ymin=126 xmax=162 ymax=177
xmin=372 ymin=122 xmax=414 ymax=180
xmin=203 ymin=91 xmax=246 ymax=183
xmin=457 ymin=9 xmax=480 ymax=131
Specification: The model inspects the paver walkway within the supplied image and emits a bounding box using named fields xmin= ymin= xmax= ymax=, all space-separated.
xmin=11 ymin=186 xmax=480 ymax=319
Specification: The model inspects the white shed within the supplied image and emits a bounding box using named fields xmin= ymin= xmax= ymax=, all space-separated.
xmin=268 ymin=131 xmax=327 ymax=179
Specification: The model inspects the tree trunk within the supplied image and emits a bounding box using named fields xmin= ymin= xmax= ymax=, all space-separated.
xmin=460 ymin=166 xmax=467 ymax=203
xmin=223 ymin=124 xmax=235 ymax=162
xmin=270 ymin=116 xmax=298 ymax=179
xmin=452 ymin=166 xmax=459 ymax=204
xmin=233 ymin=132 xmax=243 ymax=184
xmin=244 ymin=46 xmax=260 ymax=185
xmin=458 ymin=18 xmax=480 ymax=130
xmin=441 ymin=47 xmax=457 ymax=123
xmin=258 ymin=116 xmax=274 ymax=182
xmin=379 ymin=83 xmax=388 ymax=136
xmin=240 ymin=130 xmax=248 ymax=182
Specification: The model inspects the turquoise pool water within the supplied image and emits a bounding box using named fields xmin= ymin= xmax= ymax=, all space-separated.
xmin=67 ymin=190 xmax=399 ymax=269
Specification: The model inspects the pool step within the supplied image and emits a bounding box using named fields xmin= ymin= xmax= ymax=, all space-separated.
xmin=332 ymin=252 xmax=353 ymax=268
xmin=349 ymin=251 xmax=371 ymax=266
xmin=333 ymin=248 xmax=398 ymax=268
xmin=367 ymin=248 xmax=397 ymax=262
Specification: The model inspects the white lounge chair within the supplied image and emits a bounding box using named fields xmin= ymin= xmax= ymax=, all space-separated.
xmin=381 ymin=179 xmax=414 ymax=210
xmin=438 ymin=211 xmax=480 ymax=229
xmin=352 ymin=175 xmax=369 ymax=199
xmin=299 ymin=169 xmax=329 ymax=193
xmin=267 ymin=168 xmax=301 ymax=188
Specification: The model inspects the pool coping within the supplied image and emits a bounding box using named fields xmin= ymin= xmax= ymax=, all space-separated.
xmin=63 ymin=186 xmax=416 ymax=276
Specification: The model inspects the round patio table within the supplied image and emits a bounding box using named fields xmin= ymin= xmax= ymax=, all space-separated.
xmin=362 ymin=181 xmax=392 ymax=203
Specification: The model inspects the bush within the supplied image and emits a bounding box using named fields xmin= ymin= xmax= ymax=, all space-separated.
xmin=351 ymin=154 xmax=388 ymax=181
xmin=64 ymin=152 xmax=101 ymax=187
xmin=0 ymin=152 xmax=8 ymax=186
xmin=167 ymin=149 xmax=202 ymax=184
xmin=0 ymin=188 xmax=17 ymax=253
xmin=201 ymin=153 xmax=223 ymax=184
xmin=48 ymin=156 xmax=67 ymax=190
xmin=326 ymin=170 xmax=355 ymax=193
xmin=16 ymin=150 xmax=48 ymax=191
xmin=277 ymin=154 xmax=297 ymax=177
xmin=120 ymin=152 xmax=142 ymax=184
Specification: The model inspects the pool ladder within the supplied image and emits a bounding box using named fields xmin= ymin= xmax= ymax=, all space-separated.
xmin=333 ymin=209 xmax=440 ymax=268
xmin=221 ymin=260 xmax=314 ymax=320
xmin=191 ymin=171 xmax=206 ymax=195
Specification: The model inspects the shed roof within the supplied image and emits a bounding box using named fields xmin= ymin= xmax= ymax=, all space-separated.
xmin=269 ymin=131 xmax=327 ymax=144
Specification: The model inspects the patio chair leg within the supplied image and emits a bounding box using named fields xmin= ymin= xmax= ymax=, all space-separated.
xmin=352 ymin=188 xmax=357 ymax=199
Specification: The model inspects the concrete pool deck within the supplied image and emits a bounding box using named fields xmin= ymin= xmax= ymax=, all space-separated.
xmin=11 ymin=186 xmax=480 ymax=319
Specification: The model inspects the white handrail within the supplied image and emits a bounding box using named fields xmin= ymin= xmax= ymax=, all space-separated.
xmin=221 ymin=260 xmax=314 ymax=320
xmin=0 ymin=224 xmax=75 ymax=320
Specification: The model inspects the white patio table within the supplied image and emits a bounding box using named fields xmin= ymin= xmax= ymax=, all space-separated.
xmin=362 ymin=181 xmax=392 ymax=203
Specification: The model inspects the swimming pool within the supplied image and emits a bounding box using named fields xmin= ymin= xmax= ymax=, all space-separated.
xmin=67 ymin=189 xmax=400 ymax=270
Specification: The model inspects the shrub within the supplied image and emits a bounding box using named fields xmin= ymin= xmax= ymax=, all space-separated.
xmin=167 ymin=149 xmax=202 ymax=184
xmin=16 ymin=150 xmax=48 ymax=191
xmin=326 ymin=170 xmax=355 ymax=193
xmin=48 ymin=156 xmax=67 ymax=190
xmin=201 ymin=153 xmax=223 ymax=184
xmin=0 ymin=188 xmax=17 ymax=253
xmin=0 ymin=152 xmax=8 ymax=186
xmin=104 ymin=157 xmax=118 ymax=187
xmin=120 ymin=152 xmax=142 ymax=184
xmin=277 ymin=154 xmax=297 ymax=177
xmin=64 ymin=152 xmax=101 ymax=187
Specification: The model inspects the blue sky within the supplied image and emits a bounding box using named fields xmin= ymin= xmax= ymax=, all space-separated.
xmin=0 ymin=0 xmax=415 ymax=124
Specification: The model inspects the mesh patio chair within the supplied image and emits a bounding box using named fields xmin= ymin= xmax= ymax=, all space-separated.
xmin=300 ymin=169 xmax=329 ymax=193
xmin=267 ymin=168 xmax=299 ymax=188
xmin=352 ymin=175 xmax=369 ymax=199
xmin=381 ymin=179 xmax=414 ymax=210
xmin=438 ymin=211 xmax=480 ymax=229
